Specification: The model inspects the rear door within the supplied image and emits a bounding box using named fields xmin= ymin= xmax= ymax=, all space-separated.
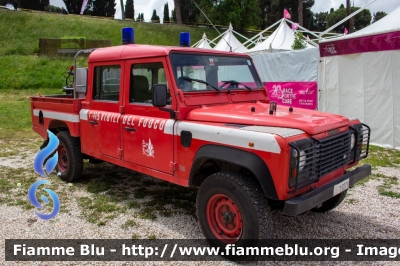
xmin=85 ymin=63 xmax=123 ymax=159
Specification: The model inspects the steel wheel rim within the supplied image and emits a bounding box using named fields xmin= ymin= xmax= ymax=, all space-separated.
xmin=206 ymin=194 xmax=243 ymax=244
xmin=57 ymin=145 xmax=68 ymax=173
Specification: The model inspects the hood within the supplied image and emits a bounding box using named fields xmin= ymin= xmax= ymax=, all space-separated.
xmin=185 ymin=102 xmax=352 ymax=135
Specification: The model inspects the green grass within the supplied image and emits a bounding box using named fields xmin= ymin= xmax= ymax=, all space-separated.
xmin=362 ymin=145 xmax=400 ymax=168
xmin=0 ymin=9 xmax=220 ymax=90
xmin=0 ymin=55 xmax=88 ymax=90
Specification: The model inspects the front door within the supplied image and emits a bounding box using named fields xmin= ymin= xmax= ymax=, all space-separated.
xmin=121 ymin=58 xmax=175 ymax=174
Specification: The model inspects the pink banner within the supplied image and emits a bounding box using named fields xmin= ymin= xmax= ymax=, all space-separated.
xmin=265 ymin=82 xmax=317 ymax=110
xmin=319 ymin=30 xmax=400 ymax=57
xmin=80 ymin=0 xmax=89 ymax=14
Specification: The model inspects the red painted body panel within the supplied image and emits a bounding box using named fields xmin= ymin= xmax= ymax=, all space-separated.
xmin=30 ymin=44 xmax=365 ymax=202
xmin=185 ymin=102 xmax=350 ymax=135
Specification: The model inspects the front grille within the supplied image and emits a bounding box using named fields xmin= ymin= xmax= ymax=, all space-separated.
xmin=290 ymin=131 xmax=352 ymax=190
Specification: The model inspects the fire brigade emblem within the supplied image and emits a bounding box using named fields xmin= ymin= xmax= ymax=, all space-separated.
xmin=142 ymin=139 xmax=155 ymax=157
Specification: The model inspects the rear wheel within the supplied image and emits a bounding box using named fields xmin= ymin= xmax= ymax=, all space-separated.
xmin=197 ymin=171 xmax=272 ymax=248
xmin=311 ymin=190 xmax=347 ymax=213
xmin=56 ymin=131 xmax=83 ymax=182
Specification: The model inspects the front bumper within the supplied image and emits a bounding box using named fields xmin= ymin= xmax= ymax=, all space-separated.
xmin=283 ymin=164 xmax=371 ymax=216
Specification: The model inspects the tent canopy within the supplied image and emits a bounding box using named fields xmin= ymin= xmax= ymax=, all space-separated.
xmin=193 ymin=33 xmax=212 ymax=49
xmin=213 ymin=24 xmax=248 ymax=53
xmin=248 ymin=19 xmax=314 ymax=53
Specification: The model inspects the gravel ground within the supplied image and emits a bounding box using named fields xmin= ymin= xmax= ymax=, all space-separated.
xmin=0 ymin=148 xmax=399 ymax=265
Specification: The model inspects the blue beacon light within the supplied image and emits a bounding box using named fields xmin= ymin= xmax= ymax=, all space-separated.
xmin=122 ymin=27 xmax=135 ymax=45
xmin=180 ymin=32 xmax=190 ymax=47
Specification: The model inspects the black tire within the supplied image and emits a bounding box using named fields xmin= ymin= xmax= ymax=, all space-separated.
xmin=56 ymin=131 xmax=83 ymax=182
xmin=196 ymin=171 xmax=272 ymax=249
xmin=311 ymin=190 xmax=347 ymax=213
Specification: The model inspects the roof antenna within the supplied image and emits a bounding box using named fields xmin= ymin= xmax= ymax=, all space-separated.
xmin=193 ymin=1 xmax=232 ymax=52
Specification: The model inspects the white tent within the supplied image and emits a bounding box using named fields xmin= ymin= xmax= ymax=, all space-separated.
xmin=248 ymin=19 xmax=315 ymax=52
xmin=318 ymin=5 xmax=400 ymax=149
xmin=213 ymin=24 xmax=248 ymax=53
xmin=192 ymin=33 xmax=212 ymax=49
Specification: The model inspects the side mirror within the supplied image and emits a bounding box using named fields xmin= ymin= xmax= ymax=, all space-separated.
xmin=152 ymin=84 xmax=167 ymax=107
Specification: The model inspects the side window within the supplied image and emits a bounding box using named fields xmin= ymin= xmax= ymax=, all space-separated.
xmin=130 ymin=62 xmax=168 ymax=104
xmin=93 ymin=65 xmax=121 ymax=101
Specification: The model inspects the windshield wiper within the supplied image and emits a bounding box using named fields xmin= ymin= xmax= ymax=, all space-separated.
xmin=182 ymin=77 xmax=220 ymax=93
xmin=220 ymin=80 xmax=252 ymax=92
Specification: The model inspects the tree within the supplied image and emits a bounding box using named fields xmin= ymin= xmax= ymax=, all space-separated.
xmin=151 ymin=9 xmax=160 ymax=23
xmin=180 ymin=0 xmax=199 ymax=24
xmin=20 ymin=0 xmax=49 ymax=11
xmin=198 ymin=0 xmax=262 ymax=32
xmin=346 ymin=0 xmax=354 ymax=33
xmin=330 ymin=7 xmax=334 ymax=13
xmin=372 ymin=11 xmax=387 ymax=23
xmin=163 ymin=2 xmax=170 ymax=23
xmin=261 ymin=0 xmax=315 ymax=29
xmin=292 ymin=31 xmax=307 ymax=50
xmin=44 ymin=5 xmax=62 ymax=13
xmin=136 ymin=13 xmax=144 ymax=21
xmin=326 ymin=6 xmax=371 ymax=33
xmin=64 ymin=0 xmax=88 ymax=14
xmin=171 ymin=9 xmax=176 ymax=22
xmin=298 ymin=0 xmax=303 ymax=26
xmin=174 ymin=0 xmax=182 ymax=24
xmin=312 ymin=11 xmax=328 ymax=32
xmin=125 ymin=0 xmax=134 ymax=19
xmin=90 ymin=0 xmax=116 ymax=17
xmin=258 ymin=0 xmax=272 ymax=29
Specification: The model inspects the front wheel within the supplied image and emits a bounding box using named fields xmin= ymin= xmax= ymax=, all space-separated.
xmin=196 ymin=171 xmax=272 ymax=248
xmin=56 ymin=131 xmax=83 ymax=182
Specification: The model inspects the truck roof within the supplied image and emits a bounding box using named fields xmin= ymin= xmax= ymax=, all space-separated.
xmin=88 ymin=44 xmax=251 ymax=63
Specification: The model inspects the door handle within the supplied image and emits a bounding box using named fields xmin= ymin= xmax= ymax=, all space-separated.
xmin=89 ymin=120 xmax=98 ymax=125
xmin=124 ymin=126 xmax=136 ymax=132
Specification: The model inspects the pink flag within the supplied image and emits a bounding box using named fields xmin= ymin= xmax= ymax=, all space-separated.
xmin=291 ymin=23 xmax=298 ymax=30
xmin=80 ymin=0 xmax=89 ymax=14
xmin=344 ymin=27 xmax=348 ymax=35
xmin=284 ymin=9 xmax=291 ymax=19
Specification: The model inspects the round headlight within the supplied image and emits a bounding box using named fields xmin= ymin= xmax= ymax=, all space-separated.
xmin=299 ymin=150 xmax=307 ymax=170
xmin=350 ymin=133 xmax=356 ymax=150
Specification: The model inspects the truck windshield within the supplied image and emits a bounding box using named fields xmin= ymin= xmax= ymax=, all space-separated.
xmin=170 ymin=53 xmax=263 ymax=92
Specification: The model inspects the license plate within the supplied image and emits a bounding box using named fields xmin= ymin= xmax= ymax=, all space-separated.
xmin=333 ymin=179 xmax=349 ymax=196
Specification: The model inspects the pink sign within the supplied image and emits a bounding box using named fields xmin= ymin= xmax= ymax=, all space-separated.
xmin=265 ymin=82 xmax=317 ymax=110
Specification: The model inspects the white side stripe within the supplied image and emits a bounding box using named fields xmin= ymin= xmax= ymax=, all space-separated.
xmin=175 ymin=122 xmax=281 ymax=154
xmin=240 ymin=126 xmax=304 ymax=138
xmin=33 ymin=110 xmax=80 ymax=123
xmin=163 ymin=120 xmax=175 ymax=135
xmin=80 ymin=109 xmax=89 ymax=121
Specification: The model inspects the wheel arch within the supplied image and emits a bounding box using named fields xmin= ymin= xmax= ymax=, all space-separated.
xmin=189 ymin=145 xmax=278 ymax=200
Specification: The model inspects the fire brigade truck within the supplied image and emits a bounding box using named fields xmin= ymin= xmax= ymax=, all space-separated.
xmin=31 ymin=29 xmax=371 ymax=247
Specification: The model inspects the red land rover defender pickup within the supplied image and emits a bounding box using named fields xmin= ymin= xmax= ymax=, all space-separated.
xmin=31 ymin=31 xmax=371 ymax=247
